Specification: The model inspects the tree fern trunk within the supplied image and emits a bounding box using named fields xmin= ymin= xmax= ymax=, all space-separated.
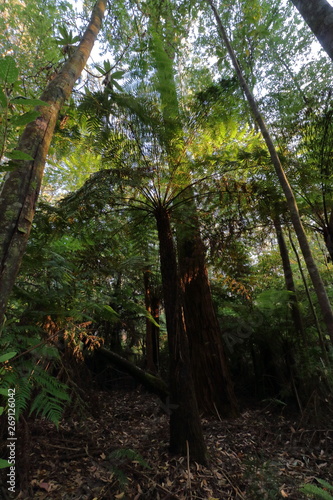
xmin=154 ymin=204 xmax=207 ymax=465
xmin=0 ymin=0 xmax=107 ymax=324
xmin=149 ymin=16 xmax=238 ymax=417
xmin=177 ymin=209 xmax=239 ymax=417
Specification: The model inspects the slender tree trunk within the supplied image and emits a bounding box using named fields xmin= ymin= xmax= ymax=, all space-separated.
xmin=273 ymin=217 xmax=305 ymax=339
xmin=323 ymin=210 xmax=333 ymax=262
xmin=289 ymin=0 xmax=333 ymax=62
xmin=143 ymin=267 xmax=160 ymax=373
xmin=149 ymin=20 xmax=238 ymax=417
xmin=154 ymin=204 xmax=207 ymax=465
xmin=0 ymin=0 xmax=107 ymax=324
xmin=208 ymin=0 xmax=333 ymax=343
xmin=288 ymin=228 xmax=329 ymax=363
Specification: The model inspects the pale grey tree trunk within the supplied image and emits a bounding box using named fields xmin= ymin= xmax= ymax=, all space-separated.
xmin=290 ymin=0 xmax=333 ymax=61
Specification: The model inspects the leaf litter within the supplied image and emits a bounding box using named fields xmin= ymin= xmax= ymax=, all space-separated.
xmin=8 ymin=389 xmax=333 ymax=499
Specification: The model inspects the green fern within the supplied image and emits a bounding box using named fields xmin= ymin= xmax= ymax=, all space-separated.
xmin=301 ymin=480 xmax=333 ymax=499
xmin=32 ymin=368 xmax=70 ymax=401
xmin=107 ymin=448 xmax=151 ymax=488
xmin=109 ymin=448 xmax=151 ymax=469
xmin=29 ymin=390 xmax=67 ymax=427
xmin=15 ymin=377 xmax=32 ymax=417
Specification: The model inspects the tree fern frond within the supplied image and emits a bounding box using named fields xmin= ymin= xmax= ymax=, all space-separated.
xmin=29 ymin=391 xmax=65 ymax=427
xmin=32 ymin=369 xmax=70 ymax=402
xmin=14 ymin=378 xmax=32 ymax=419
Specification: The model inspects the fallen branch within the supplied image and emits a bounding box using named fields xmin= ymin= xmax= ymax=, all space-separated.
xmin=93 ymin=347 xmax=169 ymax=400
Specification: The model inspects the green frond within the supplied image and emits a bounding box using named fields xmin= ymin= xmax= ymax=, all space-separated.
xmin=109 ymin=448 xmax=151 ymax=469
xmin=300 ymin=483 xmax=333 ymax=500
xmin=14 ymin=378 xmax=32 ymax=419
xmin=29 ymin=391 xmax=65 ymax=427
xmin=32 ymin=369 xmax=70 ymax=402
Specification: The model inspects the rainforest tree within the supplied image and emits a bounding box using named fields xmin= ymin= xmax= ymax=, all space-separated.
xmin=0 ymin=0 xmax=107 ymax=324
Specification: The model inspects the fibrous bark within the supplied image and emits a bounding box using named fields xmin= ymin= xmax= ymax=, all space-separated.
xmin=154 ymin=204 xmax=207 ymax=465
xmin=0 ymin=0 xmax=107 ymax=324
xmin=178 ymin=217 xmax=239 ymax=417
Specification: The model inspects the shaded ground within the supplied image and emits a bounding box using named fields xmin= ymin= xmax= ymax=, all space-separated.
xmin=4 ymin=389 xmax=333 ymax=499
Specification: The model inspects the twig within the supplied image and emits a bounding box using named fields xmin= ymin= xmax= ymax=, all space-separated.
xmin=186 ymin=440 xmax=192 ymax=498
xmin=213 ymin=402 xmax=223 ymax=422
xmin=140 ymin=472 xmax=176 ymax=496
xmin=220 ymin=469 xmax=246 ymax=499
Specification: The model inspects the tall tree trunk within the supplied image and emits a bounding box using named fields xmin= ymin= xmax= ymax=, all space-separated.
xmin=208 ymin=0 xmax=333 ymax=344
xmin=154 ymin=204 xmax=207 ymax=465
xmin=0 ymin=0 xmax=107 ymax=324
xmin=178 ymin=210 xmax=239 ymax=417
xmin=289 ymin=0 xmax=333 ymax=62
xmin=273 ymin=217 xmax=305 ymax=339
xmin=149 ymin=19 xmax=238 ymax=417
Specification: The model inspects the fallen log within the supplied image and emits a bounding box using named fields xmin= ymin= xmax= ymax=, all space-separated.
xmin=93 ymin=347 xmax=169 ymax=400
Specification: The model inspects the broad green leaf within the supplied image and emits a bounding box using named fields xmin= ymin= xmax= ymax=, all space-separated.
xmin=94 ymin=64 xmax=105 ymax=74
xmin=55 ymin=26 xmax=80 ymax=45
xmin=0 ymin=161 xmax=17 ymax=172
xmin=103 ymin=60 xmax=112 ymax=72
xmin=12 ymin=110 xmax=40 ymax=126
xmin=0 ymin=407 xmax=4 ymax=416
xmin=11 ymin=97 xmax=49 ymax=107
xmin=0 ymin=388 xmax=10 ymax=395
xmin=0 ymin=56 xmax=18 ymax=84
xmin=6 ymin=150 xmax=34 ymax=161
xmin=111 ymin=70 xmax=126 ymax=80
xmin=0 ymin=352 xmax=17 ymax=363
xmin=0 ymin=459 xmax=11 ymax=469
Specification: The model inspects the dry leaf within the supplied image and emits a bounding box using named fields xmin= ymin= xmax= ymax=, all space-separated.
xmin=39 ymin=482 xmax=52 ymax=492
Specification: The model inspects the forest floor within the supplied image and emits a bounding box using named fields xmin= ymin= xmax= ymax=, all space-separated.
xmin=5 ymin=387 xmax=333 ymax=500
